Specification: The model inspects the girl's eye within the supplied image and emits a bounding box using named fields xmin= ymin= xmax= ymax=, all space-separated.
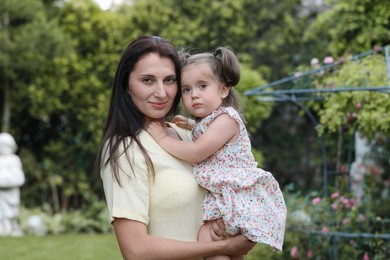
xmin=199 ymin=84 xmax=207 ymax=89
xmin=181 ymin=87 xmax=190 ymax=93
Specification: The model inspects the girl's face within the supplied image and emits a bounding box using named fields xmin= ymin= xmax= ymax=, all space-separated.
xmin=128 ymin=53 xmax=178 ymax=124
xmin=181 ymin=63 xmax=229 ymax=118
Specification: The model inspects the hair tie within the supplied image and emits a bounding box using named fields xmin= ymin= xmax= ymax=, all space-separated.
xmin=213 ymin=49 xmax=222 ymax=60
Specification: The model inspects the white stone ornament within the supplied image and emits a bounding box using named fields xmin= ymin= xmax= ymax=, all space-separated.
xmin=0 ymin=132 xmax=25 ymax=237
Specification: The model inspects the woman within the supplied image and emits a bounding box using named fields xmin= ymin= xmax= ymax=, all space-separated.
xmin=95 ymin=35 xmax=255 ymax=259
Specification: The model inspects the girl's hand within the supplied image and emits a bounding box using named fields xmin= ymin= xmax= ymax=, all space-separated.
xmin=172 ymin=115 xmax=195 ymax=130
xmin=146 ymin=121 xmax=168 ymax=143
xmin=210 ymin=218 xmax=229 ymax=241
xmin=224 ymin=234 xmax=256 ymax=256
xmin=209 ymin=219 xmax=255 ymax=256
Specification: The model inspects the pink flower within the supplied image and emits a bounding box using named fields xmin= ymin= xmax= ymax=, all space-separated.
xmin=324 ymin=56 xmax=334 ymax=64
xmin=358 ymin=214 xmax=366 ymax=222
xmin=322 ymin=226 xmax=330 ymax=233
xmin=342 ymin=218 xmax=350 ymax=225
xmin=340 ymin=197 xmax=349 ymax=205
xmin=312 ymin=197 xmax=321 ymax=205
xmin=339 ymin=197 xmax=353 ymax=209
xmin=307 ymin=250 xmax=313 ymax=258
xmin=331 ymin=192 xmax=340 ymax=199
xmin=363 ymin=252 xmax=370 ymax=260
xmin=355 ymin=102 xmax=362 ymax=109
xmin=331 ymin=202 xmax=338 ymax=210
xmin=294 ymin=72 xmax=302 ymax=78
xmin=339 ymin=165 xmax=347 ymax=173
xmin=310 ymin=58 xmax=319 ymax=66
xmin=290 ymin=246 xmax=299 ymax=258
xmin=371 ymin=166 xmax=381 ymax=177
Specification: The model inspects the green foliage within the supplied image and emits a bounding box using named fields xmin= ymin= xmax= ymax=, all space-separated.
xmin=310 ymin=53 xmax=389 ymax=139
xmin=3 ymin=0 xmax=130 ymax=210
xmin=124 ymin=0 xmax=306 ymax=79
xmin=19 ymin=199 xmax=112 ymax=235
xmin=57 ymin=0 xmax=128 ymax=143
xmin=0 ymin=0 xmax=73 ymax=133
xmin=18 ymin=148 xmax=50 ymax=207
xmin=238 ymin=64 xmax=274 ymax=133
xmin=304 ymin=0 xmax=390 ymax=56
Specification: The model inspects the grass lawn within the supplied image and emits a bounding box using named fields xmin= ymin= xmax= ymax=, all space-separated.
xmin=0 ymin=233 xmax=122 ymax=260
xmin=0 ymin=233 xmax=281 ymax=259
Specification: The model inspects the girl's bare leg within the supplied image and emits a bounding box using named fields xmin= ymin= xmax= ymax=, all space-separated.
xmin=198 ymin=221 xmax=244 ymax=260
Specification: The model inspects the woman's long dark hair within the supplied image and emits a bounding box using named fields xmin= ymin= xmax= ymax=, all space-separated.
xmin=95 ymin=36 xmax=181 ymax=183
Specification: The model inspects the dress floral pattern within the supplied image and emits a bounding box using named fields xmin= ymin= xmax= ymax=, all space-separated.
xmin=192 ymin=106 xmax=287 ymax=251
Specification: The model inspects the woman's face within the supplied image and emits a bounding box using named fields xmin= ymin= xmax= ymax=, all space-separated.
xmin=128 ymin=53 xmax=178 ymax=124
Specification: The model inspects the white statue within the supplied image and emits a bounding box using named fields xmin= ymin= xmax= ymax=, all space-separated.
xmin=349 ymin=131 xmax=373 ymax=204
xmin=0 ymin=132 xmax=25 ymax=236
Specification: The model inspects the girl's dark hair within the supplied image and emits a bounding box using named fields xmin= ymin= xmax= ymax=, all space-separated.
xmin=95 ymin=35 xmax=181 ymax=183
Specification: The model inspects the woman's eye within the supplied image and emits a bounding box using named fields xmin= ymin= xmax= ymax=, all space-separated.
xmin=142 ymin=78 xmax=152 ymax=84
xmin=165 ymin=77 xmax=177 ymax=84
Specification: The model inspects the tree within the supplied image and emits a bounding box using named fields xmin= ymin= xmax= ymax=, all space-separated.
xmin=304 ymin=0 xmax=390 ymax=56
xmin=21 ymin=0 xmax=129 ymax=210
xmin=124 ymin=0 xmax=306 ymax=80
xmin=0 ymin=0 xmax=129 ymax=210
xmin=0 ymin=0 xmax=75 ymax=208
xmin=0 ymin=0 xmax=65 ymax=132
xmin=0 ymin=0 xmax=71 ymax=132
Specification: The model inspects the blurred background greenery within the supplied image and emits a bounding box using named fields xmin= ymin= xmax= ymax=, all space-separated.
xmin=0 ymin=0 xmax=389 ymax=259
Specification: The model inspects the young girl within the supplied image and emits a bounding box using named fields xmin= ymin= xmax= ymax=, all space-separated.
xmin=147 ymin=47 xmax=287 ymax=259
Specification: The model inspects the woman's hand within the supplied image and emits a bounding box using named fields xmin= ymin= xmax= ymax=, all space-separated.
xmin=171 ymin=115 xmax=195 ymax=130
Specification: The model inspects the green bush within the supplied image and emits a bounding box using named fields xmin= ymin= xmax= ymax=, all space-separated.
xmin=18 ymin=200 xmax=112 ymax=236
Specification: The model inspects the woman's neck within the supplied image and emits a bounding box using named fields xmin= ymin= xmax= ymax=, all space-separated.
xmin=144 ymin=117 xmax=165 ymax=126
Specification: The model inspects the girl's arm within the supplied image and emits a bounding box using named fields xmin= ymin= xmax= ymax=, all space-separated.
xmin=113 ymin=218 xmax=254 ymax=260
xmin=147 ymin=114 xmax=238 ymax=162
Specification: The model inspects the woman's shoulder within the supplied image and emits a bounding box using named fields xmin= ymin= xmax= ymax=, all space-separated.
xmin=102 ymin=134 xmax=150 ymax=163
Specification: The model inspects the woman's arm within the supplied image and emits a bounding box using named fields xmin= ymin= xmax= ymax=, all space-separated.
xmin=113 ymin=218 xmax=254 ymax=260
xmin=147 ymin=114 xmax=238 ymax=162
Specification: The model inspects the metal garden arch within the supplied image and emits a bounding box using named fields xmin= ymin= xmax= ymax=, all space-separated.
xmin=244 ymin=46 xmax=390 ymax=259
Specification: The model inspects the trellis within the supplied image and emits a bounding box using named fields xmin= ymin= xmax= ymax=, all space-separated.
xmin=245 ymin=46 xmax=390 ymax=196
xmin=244 ymin=46 xmax=390 ymax=259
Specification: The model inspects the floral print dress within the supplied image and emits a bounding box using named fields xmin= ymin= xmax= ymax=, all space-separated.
xmin=192 ymin=106 xmax=287 ymax=251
